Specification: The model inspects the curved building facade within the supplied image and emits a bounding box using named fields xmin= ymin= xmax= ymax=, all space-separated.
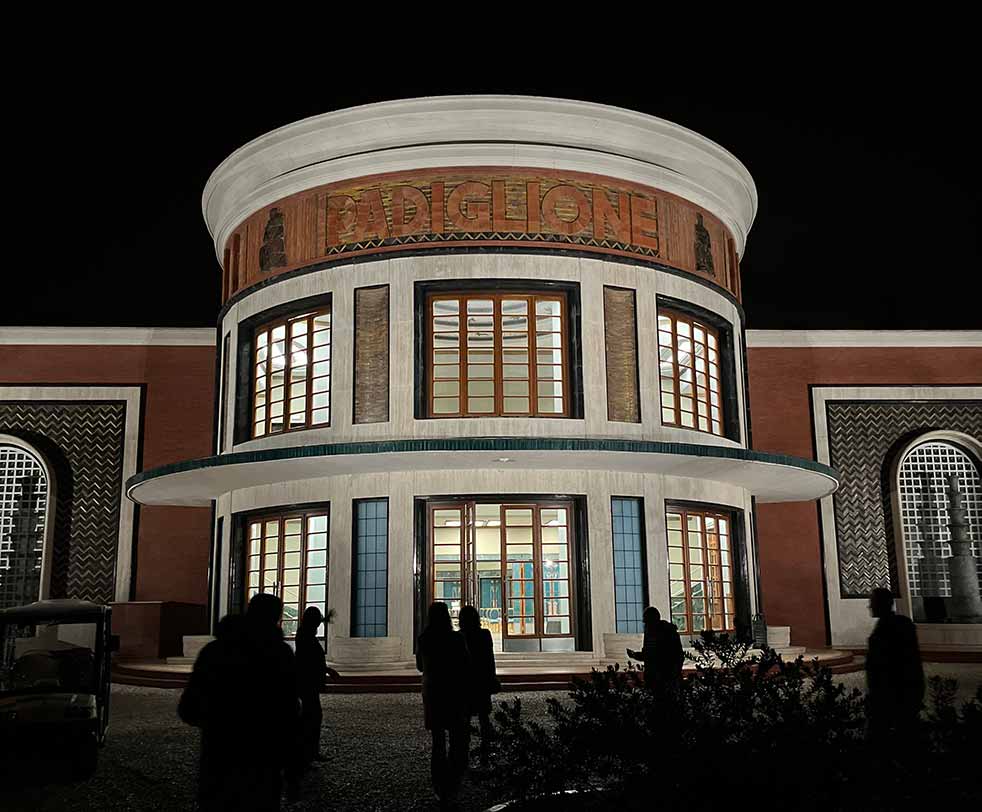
xmin=127 ymin=97 xmax=838 ymax=666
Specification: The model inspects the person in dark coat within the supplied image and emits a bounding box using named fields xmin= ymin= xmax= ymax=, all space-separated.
xmin=178 ymin=594 xmax=299 ymax=811
xmin=458 ymin=605 xmax=499 ymax=767
xmin=416 ymin=601 xmax=470 ymax=807
xmin=627 ymin=606 xmax=684 ymax=695
xmin=865 ymin=587 xmax=925 ymax=745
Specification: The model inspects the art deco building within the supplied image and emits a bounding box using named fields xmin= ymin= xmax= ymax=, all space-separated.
xmin=2 ymin=98 xmax=978 ymax=671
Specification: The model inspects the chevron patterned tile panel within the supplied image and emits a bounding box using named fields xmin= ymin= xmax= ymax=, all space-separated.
xmin=826 ymin=400 xmax=982 ymax=598
xmin=0 ymin=402 xmax=126 ymax=603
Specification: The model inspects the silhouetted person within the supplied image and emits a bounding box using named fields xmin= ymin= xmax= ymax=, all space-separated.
xmin=458 ymin=605 xmax=499 ymax=768
xmin=627 ymin=606 xmax=684 ymax=695
xmin=294 ymin=606 xmax=330 ymax=767
xmin=417 ymin=602 xmax=470 ymax=807
xmin=179 ymin=595 xmax=298 ymax=811
xmin=865 ymin=587 xmax=925 ymax=746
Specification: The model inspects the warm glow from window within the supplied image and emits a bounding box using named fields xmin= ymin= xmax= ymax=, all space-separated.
xmin=666 ymin=508 xmax=735 ymax=633
xmin=246 ymin=511 xmax=328 ymax=638
xmin=657 ymin=310 xmax=723 ymax=436
xmin=253 ymin=309 xmax=331 ymax=437
xmin=428 ymin=293 xmax=567 ymax=418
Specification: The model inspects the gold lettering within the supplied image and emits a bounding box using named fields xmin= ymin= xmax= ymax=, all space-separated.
xmin=630 ymin=195 xmax=659 ymax=251
xmin=447 ymin=181 xmax=491 ymax=231
xmin=355 ymin=189 xmax=390 ymax=241
xmin=326 ymin=195 xmax=357 ymax=245
xmin=592 ymin=190 xmax=631 ymax=243
xmin=390 ymin=186 xmax=429 ymax=237
xmin=541 ymin=185 xmax=592 ymax=236
xmin=492 ymin=180 xmax=527 ymax=233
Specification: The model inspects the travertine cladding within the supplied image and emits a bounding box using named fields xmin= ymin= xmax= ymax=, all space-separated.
xmin=212 ymin=468 xmax=757 ymax=660
xmin=217 ymin=252 xmax=747 ymax=454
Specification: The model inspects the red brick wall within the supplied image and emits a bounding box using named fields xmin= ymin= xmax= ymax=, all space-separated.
xmin=747 ymin=345 xmax=982 ymax=647
xmin=0 ymin=344 xmax=216 ymax=605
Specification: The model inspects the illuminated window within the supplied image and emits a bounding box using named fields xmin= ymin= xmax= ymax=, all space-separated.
xmin=0 ymin=444 xmax=49 ymax=610
xmin=245 ymin=511 xmax=328 ymax=638
xmin=428 ymin=293 xmax=568 ymax=417
xmin=666 ymin=507 xmax=735 ymax=633
xmin=657 ymin=310 xmax=723 ymax=436
xmin=252 ymin=309 xmax=331 ymax=438
xmin=429 ymin=501 xmax=573 ymax=645
xmin=898 ymin=441 xmax=982 ymax=601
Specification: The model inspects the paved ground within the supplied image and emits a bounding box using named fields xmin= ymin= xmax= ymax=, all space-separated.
xmin=2 ymin=664 xmax=980 ymax=812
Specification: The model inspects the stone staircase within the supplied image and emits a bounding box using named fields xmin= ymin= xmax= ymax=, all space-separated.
xmin=112 ymin=631 xmax=864 ymax=690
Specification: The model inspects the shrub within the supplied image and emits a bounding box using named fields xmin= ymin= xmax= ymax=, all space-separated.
xmin=487 ymin=633 xmax=981 ymax=809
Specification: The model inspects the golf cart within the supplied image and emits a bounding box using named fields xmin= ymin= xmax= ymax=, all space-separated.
xmin=0 ymin=599 xmax=117 ymax=780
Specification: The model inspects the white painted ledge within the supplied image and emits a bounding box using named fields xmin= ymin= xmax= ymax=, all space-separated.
xmin=746 ymin=330 xmax=982 ymax=348
xmin=202 ymin=95 xmax=758 ymax=261
xmin=0 ymin=327 xmax=216 ymax=346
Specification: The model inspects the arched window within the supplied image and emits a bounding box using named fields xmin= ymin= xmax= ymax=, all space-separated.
xmin=0 ymin=440 xmax=51 ymax=609
xmin=897 ymin=439 xmax=982 ymax=620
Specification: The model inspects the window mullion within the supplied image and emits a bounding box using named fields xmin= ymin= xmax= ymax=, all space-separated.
xmin=460 ymin=296 xmax=469 ymax=418
xmin=494 ymin=296 xmax=503 ymax=416
xmin=528 ymin=295 xmax=537 ymax=417
xmin=305 ymin=315 xmax=314 ymax=429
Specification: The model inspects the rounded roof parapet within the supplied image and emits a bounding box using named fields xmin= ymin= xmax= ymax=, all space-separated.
xmin=203 ymin=95 xmax=758 ymax=261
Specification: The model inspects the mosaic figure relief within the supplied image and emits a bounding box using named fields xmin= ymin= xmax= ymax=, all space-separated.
xmin=259 ymin=207 xmax=287 ymax=273
xmin=694 ymin=212 xmax=715 ymax=277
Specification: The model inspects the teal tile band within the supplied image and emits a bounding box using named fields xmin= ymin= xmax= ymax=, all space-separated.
xmin=126 ymin=437 xmax=838 ymax=494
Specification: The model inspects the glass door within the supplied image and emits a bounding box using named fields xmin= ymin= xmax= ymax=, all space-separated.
xmin=429 ymin=500 xmax=573 ymax=650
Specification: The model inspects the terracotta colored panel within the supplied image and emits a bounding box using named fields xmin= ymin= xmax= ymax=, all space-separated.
xmin=603 ymin=286 xmax=641 ymax=423
xmin=353 ymin=285 xmax=390 ymax=424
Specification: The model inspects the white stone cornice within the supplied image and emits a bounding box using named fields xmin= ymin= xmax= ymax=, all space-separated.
xmin=0 ymin=327 xmax=216 ymax=346
xmin=202 ymin=95 xmax=758 ymax=261
xmin=746 ymin=330 xmax=982 ymax=348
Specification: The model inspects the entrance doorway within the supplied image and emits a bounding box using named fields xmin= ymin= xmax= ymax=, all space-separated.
xmin=428 ymin=501 xmax=575 ymax=652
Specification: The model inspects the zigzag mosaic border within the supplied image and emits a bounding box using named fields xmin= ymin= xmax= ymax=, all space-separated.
xmin=826 ymin=400 xmax=982 ymax=597
xmin=0 ymin=401 xmax=126 ymax=603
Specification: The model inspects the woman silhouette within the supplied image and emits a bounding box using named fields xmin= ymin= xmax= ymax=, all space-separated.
xmin=458 ymin=605 xmax=498 ymax=767
xmin=416 ymin=601 xmax=470 ymax=806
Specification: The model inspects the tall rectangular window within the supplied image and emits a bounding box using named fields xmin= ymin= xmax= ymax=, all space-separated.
xmin=245 ymin=510 xmax=329 ymax=638
xmin=218 ymin=332 xmax=230 ymax=453
xmin=657 ymin=309 xmax=723 ymax=436
xmin=611 ymin=497 xmax=646 ymax=633
xmin=252 ymin=308 xmax=331 ymax=437
xmin=352 ymin=499 xmax=388 ymax=637
xmin=428 ymin=292 xmax=568 ymax=417
xmin=665 ymin=506 xmax=735 ymax=634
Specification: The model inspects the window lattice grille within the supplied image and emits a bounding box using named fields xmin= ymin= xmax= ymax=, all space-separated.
xmin=0 ymin=445 xmax=48 ymax=610
xmin=899 ymin=441 xmax=982 ymax=598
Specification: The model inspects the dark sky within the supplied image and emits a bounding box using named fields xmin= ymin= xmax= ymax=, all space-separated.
xmin=13 ymin=46 xmax=980 ymax=330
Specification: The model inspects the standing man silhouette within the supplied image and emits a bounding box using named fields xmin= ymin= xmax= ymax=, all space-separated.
xmin=417 ymin=601 xmax=470 ymax=808
xmin=865 ymin=587 xmax=925 ymax=745
xmin=179 ymin=594 xmax=298 ymax=811
xmin=627 ymin=606 xmax=684 ymax=696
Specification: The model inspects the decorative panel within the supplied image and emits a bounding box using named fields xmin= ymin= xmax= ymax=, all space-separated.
xmin=603 ymin=287 xmax=641 ymax=423
xmin=353 ymin=285 xmax=390 ymax=424
xmin=0 ymin=402 xmax=127 ymax=602
xmin=825 ymin=400 xmax=982 ymax=597
xmin=221 ymin=167 xmax=739 ymax=303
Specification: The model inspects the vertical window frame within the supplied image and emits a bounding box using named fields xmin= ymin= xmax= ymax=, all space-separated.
xmin=426 ymin=290 xmax=570 ymax=419
xmin=657 ymin=308 xmax=723 ymax=436
xmin=665 ymin=505 xmax=736 ymax=635
xmin=243 ymin=506 xmax=330 ymax=639
xmin=251 ymin=307 xmax=332 ymax=439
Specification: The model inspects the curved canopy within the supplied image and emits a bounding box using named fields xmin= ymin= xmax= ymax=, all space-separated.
xmin=126 ymin=437 xmax=838 ymax=507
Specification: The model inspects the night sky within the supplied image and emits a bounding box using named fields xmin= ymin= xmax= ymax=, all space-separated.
xmin=13 ymin=48 xmax=980 ymax=330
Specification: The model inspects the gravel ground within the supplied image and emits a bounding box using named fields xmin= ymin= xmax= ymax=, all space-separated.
xmin=2 ymin=664 xmax=980 ymax=812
